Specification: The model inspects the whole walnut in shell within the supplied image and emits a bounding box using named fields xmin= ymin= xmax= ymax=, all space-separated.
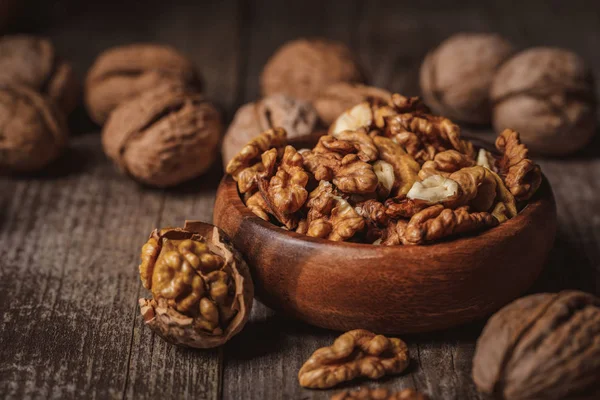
xmin=85 ymin=44 xmax=200 ymax=124
xmin=473 ymin=290 xmax=600 ymax=400
xmin=420 ymin=33 xmax=514 ymax=124
xmin=138 ymin=221 xmax=253 ymax=348
xmin=221 ymin=93 xmax=319 ymax=167
xmin=0 ymin=35 xmax=79 ymax=115
xmin=260 ymin=38 xmax=365 ymax=102
xmin=491 ymin=48 xmax=597 ymax=155
xmin=102 ymin=83 xmax=221 ymax=187
xmin=0 ymin=84 xmax=68 ymax=173
xmin=314 ymin=82 xmax=391 ymax=126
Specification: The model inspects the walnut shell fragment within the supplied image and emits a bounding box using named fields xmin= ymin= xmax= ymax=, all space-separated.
xmin=138 ymin=221 xmax=253 ymax=348
xmin=331 ymin=388 xmax=429 ymax=400
xmin=102 ymin=83 xmax=222 ymax=187
xmin=298 ymin=329 xmax=409 ymax=389
xmin=261 ymin=38 xmax=365 ymax=102
xmin=0 ymin=35 xmax=79 ymax=115
xmin=473 ymin=290 xmax=600 ymax=400
xmin=86 ymin=44 xmax=200 ymax=124
xmin=221 ymin=94 xmax=319 ymax=166
xmin=0 ymin=84 xmax=68 ymax=173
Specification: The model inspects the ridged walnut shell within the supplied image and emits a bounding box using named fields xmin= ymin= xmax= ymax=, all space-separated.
xmin=102 ymin=83 xmax=222 ymax=187
xmin=260 ymin=38 xmax=365 ymax=102
xmin=138 ymin=221 xmax=254 ymax=349
xmin=0 ymin=84 xmax=68 ymax=173
xmin=85 ymin=44 xmax=200 ymax=124
xmin=420 ymin=33 xmax=513 ymax=124
xmin=473 ymin=290 xmax=600 ymax=400
xmin=491 ymin=48 xmax=597 ymax=155
xmin=221 ymin=93 xmax=319 ymax=167
xmin=0 ymin=35 xmax=79 ymax=115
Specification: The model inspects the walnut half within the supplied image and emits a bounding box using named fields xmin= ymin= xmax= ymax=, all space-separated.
xmin=298 ymin=329 xmax=409 ymax=389
xmin=138 ymin=222 xmax=253 ymax=348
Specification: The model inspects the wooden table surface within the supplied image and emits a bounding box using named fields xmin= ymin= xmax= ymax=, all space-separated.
xmin=1 ymin=1 xmax=599 ymax=399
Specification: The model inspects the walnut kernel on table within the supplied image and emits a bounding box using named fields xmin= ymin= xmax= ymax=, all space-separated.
xmin=0 ymin=35 xmax=79 ymax=115
xmin=491 ymin=47 xmax=597 ymax=156
xmin=138 ymin=222 xmax=253 ymax=348
xmin=420 ymin=33 xmax=514 ymax=124
xmin=85 ymin=43 xmax=200 ymax=124
xmin=260 ymin=38 xmax=365 ymax=102
xmin=221 ymin=93 xmax=319 ymax=167
xmin=298 ymin=329 xmax=409 ymax=389
xmin=102 ymin=82 xmax=222 ymax=187
xmin=0 ymin=84 xmax=68 ymax=173
xmin=473 ymin=291 xmax=600 ymax=400
xmin=331 ymin=388 xmax=429 ymax=400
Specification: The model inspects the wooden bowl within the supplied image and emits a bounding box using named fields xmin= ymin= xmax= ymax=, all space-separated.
xmin=213 ymin=176 xmax=556 ymax=334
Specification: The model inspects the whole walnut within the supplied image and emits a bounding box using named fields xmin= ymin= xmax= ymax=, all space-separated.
xmin=85 ymin=44 xmax=200 ymax=124
xmin=0 ymin=35 xmax=79 ymax=115
xmin=221 ymin=93 xmax=319 ymax=167
xmin=0 ymin=84 xmax=68 ymax=173
xmin=102 ymin=83 xmax=221 ymax=187
xmin=260 ymin=38 xmax=365 ymax=102
xmin=491 ymin=47 xmax=597 ymax=155
xmin=138 ymin=221 xmax=253 ymax=348
xmin=473 ymin=291 xmax=600 ymax=400
xmin=420 ymin=33 xmax=514 ymax=124
xmin=314 ymin=82 xmax=391 ymax=126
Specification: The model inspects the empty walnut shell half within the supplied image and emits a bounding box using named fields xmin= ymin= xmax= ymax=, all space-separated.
xmin=420 ymin=33 xmax=514 ymax=124
xmin=138 ymin=221 xmax=253 ymax=348
xmin=102 ymin=83 xmax=222 ymax=187
xmin=221 ymin=93 xmax=319 ymax=167
xmin=0 ymin=84 xmax=68 ymax=173
xmin=473 ymin=290 xmax=600 ymax=400
xmin=260 ymin=38 xmax=365 ymax=102
xmin=85 ymin=43 xmax=200 ymax=124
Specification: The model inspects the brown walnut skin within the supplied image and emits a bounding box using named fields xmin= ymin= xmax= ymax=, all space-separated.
xmin=0 ymin=35 xmax=79 ymax=115
xmin=85 ymin=44 xmax=200 ymax=124
xmin=260 ymin=38 xmax=365 ymax=102
xmin=138 ymin=221 xmax=254 ymax=349
xmin=491 ymin=47 xmax=597 ymax=155
xmin=473 ymin=290 xmax=600 ymax=400
xmin=102 ymin=83 xmax=222 ymax=187
xmin=0 ymin=84 xmax=68 ymax=173
xmin=221 ymin=93 xmax=319 ymax=167
xmin=420 ymin=33 xmax=514 ymax=124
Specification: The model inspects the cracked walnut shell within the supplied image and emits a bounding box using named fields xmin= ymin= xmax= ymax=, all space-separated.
xmin=298 ymin=329 xmax=409 ymax=389
xmin=86 ymin=44 xmax=200 ymax=124
xmin=0 ymin=84 xmax=68 ymax=173
xmin=102 ymin=83 xmax=222 ymax=187
xmin=261 ymin=38 xmax=365 ymax=102
xmin=473 ymin=291 xmax=600 ymax=400
xmin=0 ymin=35 xmax=79 ymax=115
xmin=138 ymin=222 xmax=253 ymax=348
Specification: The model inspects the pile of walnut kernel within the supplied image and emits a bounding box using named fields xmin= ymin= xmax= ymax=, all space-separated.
xmin=225 ymin=93 xmax=542 ymax=245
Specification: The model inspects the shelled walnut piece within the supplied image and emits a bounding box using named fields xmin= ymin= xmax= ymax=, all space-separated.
xmin=138 ymin=222 xmax=253 ymax=348
xmin=331 ymin=388 xmax=429 ymax=400
xmin=473 ymin=290 xmax=600 ymax=400
xmin=298 ymin=329 xmax=409 ymax=389
xmin=226 ymin=92 xmax=542 ymax=245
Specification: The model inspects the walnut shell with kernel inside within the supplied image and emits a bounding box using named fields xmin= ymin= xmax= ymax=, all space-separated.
xmin=491 ymin=47 xmax=597 ymax=155
xmin=473 ymin=290 xmax=600 ymax=400
xmin=85 ymin=43 xmax=201 ymax=124
xmin=0 ymin=84 xmax=68 ymax=173
xmin=260 ymin=38 xmax=365 ymax=102
xmin=138 ymin=221 xmax=253 ymax=348
xmin=102 ymin=82 xmax=222 ymax=187
xmin=420 ymin=33 xmax=514 ymax=124
xmin=0 ymin=35 xmax=79 ymax=116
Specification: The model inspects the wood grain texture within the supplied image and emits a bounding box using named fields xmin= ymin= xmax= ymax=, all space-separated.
xmin=1 ymin=0 xmax=599 ymax=399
